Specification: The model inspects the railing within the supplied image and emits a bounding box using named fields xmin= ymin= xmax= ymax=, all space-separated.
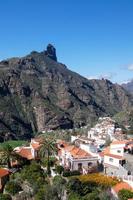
xmin=122 ymin=175 xmax=133 ymax=182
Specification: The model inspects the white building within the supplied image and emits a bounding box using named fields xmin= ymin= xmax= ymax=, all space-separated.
xmin=14 ymin=138 xmax=41 ymax=160
xmin=104 ymin=140 xmax=129 ymax=176
xmin=57 ymin=141 xmax=98 ymax=174
xmin=88 ymin=117 xmax=122 ymax=144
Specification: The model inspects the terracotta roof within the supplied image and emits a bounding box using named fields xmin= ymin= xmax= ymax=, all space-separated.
xmin=111 ymin=140 xmax=128 ymax=145
xmin=103 ymin=147 xmax=110 ymax=154
xmin=65 ymin=145 xmax=92 ymax=159
xmin=0 ymin=168 xmax=10 ymax=178
xmin=17 ymin=148 xmax=33 ymax=160
xmin=112 ymin=182 xmax=133 ymax=194
xmin=104 ymin=153 xmax=124 ymax=160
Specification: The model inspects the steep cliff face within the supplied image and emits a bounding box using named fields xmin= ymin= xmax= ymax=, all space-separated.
xmin=0 ymin=44 xmax=132 ymax=141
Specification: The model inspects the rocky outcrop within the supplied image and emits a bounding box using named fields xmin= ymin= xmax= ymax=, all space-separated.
xmin=44 ymin=44 xmax=57 ymax=61
xmin=0 ymin=45 xmax=132 ymax=141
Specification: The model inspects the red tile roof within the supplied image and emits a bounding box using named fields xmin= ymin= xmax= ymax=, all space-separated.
xmin=18 ymin=148 xmax=33 ymax=160
xmin=111 ymin=140 xmax=128 ymax=145
xmin=112 ymin=182 xmax=133 ymax=194
xmin=0 ymin=168 xmax=10 ymax=178
xmin=104 ymin=153 xmax=124 ymax=160
xmin=65 ymin=145 xmax=92 ymax=159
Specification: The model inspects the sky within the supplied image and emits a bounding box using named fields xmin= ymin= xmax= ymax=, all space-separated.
xmin=0 ymin=0 xmax=133 ymax=83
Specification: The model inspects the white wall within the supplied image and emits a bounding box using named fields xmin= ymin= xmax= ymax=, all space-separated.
xmin=110 ymin=144 xmax=125 ymax=156
xmin=71 ymin=136 xmax=77 ymax=143
xmin=72 ymin=159 xmax=98 ymax=171
xmin=104 ymin=155 xmax=120 ymax=168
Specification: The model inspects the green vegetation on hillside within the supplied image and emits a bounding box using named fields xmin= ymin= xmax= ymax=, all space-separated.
xmin=0 ymin=140 xmax=27 ymax=148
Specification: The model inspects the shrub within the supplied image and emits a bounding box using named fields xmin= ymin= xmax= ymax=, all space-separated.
xmin=55 ymin=165 xmax=64 ymax=174
xmin=118 ymin=189 xmax=133 ymax=200
xmin=53 ymin=175 xmax=66 ymax=185
xmin=63 ymin=170 xmax=81 ymax=177
xmin=68 ymin=192 xmax=81 ymax=200
xmin=0 ymin=194 xmax=12 ymax=200
xmin=21 ymin=162 xmax=46 ymax=185
xmin=35 ymin=188 xmax=45 ymax=200
xmin=5 ymin=181 xmax=22 ymax=195
xmin=67 ymin=178 xmax=82 ymax=195
xmin=78 ymin=173 xmax=119 ymax=188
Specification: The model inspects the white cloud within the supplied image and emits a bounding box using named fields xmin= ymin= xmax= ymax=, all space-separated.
xmin=122 ymin=63 xmax=133 ymax=71
xmin=121 ymin=78 xmax=133 ymax=84
xmin=127 ymin=64 xmax=133 ymax=71
xmin=87 ymin=75 xmax=99 ymax=80
xmin=87 ymin=72 xmax=116 ymax=81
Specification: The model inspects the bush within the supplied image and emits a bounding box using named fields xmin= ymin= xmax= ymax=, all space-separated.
xmin=68 ymin=192 xmax=81 ymax=200
xmin=0 ymin=194 xmax=12 ymax=200
xmin=67 ymin=178 xmax=81 ymax=193
xmin=118 ymin=189 xmax=133 ymax=200
xmin=5 ymin=181 xmax=22 ymax=195
xmin=53 ymin=175 xmax=66 ymax=185
xmin=21 ymin=162 xmax=46 ymax=185
xmin=78 ymin=173 xmax=119 ymax=188
xmin=35 ymin=188 xmax=45 ymax=200
xmin=63 ymin=170 xmax=80 ymax=177
xmin=55 ymin=165 xmax=64 ymax=175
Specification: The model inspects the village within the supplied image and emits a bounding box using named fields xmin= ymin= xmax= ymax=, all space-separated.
xmin=0 ymin=117 xmax=133 ymax=200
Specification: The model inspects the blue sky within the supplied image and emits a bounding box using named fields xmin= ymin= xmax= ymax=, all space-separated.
xmin=0 ymin=0 xmax=133 ymax=83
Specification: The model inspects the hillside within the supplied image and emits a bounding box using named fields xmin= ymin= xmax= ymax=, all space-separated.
xmin=113 ymin=108 xmax=133 ymax=132
xmin=122 ymin=80 xmax=133 ymax=94
xmin=0 ymin=44 xmax=132 ymax=141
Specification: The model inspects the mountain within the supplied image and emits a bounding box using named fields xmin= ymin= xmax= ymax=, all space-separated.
xmin=122 ymin=79 xmax=133 ymax=94
xmin=113 ymin=108 xmax=133 ymax=133
xmin=0 ymin=44 xmax=132 ymax=141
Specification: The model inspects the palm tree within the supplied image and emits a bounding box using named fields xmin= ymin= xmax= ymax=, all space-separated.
xmin=38 ymin=135 xmax=57 ymax=175
xmin=0 ymin=144 xmax=13 ymax=168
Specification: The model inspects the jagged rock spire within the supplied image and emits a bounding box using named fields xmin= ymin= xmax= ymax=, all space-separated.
xmin=44 ymin=44 xmax=57 ymax=62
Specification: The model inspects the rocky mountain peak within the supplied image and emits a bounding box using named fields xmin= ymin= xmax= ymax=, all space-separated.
xmin=0 ymin=46 xmax=132 ymax=141
xmin=44 ymin=44 xmax=57 ymax=61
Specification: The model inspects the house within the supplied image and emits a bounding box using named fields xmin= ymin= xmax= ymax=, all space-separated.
xmin=111 ymin=181 xmax=133 ymax=199
xmin=0 ymin=168 xmax=10 ymax=191
xmin=104 ymin=140 xmax=133 ymax=178
xmin=104 ymin=140 xmax=127 ymax=168
xmin=57 ymin=141 xmax=98 ymax=174
xmin=14 ymin=138 xmax=41 ymax=161
xmin=87 ymin=117 xmax=125 ymax=144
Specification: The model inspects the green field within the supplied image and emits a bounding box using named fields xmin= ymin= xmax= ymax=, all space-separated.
xmin=0 ymin=140 xmax=28 ymax=149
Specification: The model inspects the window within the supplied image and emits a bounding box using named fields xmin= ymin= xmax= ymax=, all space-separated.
xmin=109 ymin=158 xmax=113 ymax=162
xmin=119 ymin=159 xmax=126 ymax=166
xmin=78 ymin=163 xmax=82 ymax=171
xmin=88 ymin=162 xmax=92 ymax=167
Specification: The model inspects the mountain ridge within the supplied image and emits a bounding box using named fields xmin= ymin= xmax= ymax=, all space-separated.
xmin=0 ymin=44 xmax=132 ymax=141
xmin=122 ymin=79 xmax=133 ymax=94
